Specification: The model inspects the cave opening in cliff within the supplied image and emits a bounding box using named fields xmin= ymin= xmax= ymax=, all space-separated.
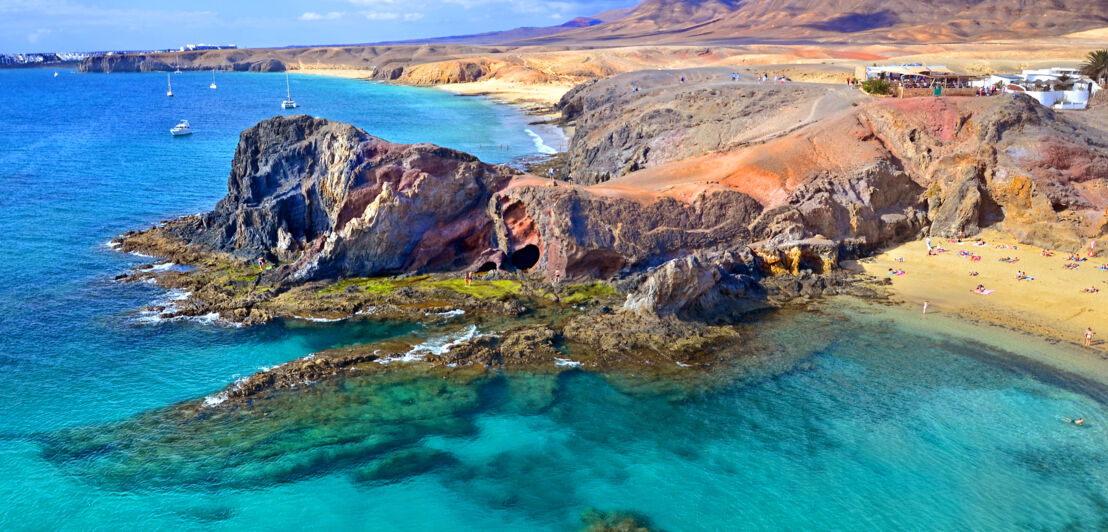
xmin=510 ymin=245 xmax=540 ymax=270
xmin=797 ymin=255 xmax=825 ymax=275
xmin=477 ymin=261 xmax=497 ymax=273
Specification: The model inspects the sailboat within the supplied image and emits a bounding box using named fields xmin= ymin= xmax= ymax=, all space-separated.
xmin=166 ymin=73 xmax=173 ymax=97
xmin=210 ymin=70 xmax=217 ymax=90
xmin=281 ymin=73 xmax=298 ymax=109
xmin=53 ymin=71 xmax=58 ymax=78
xmin=174 ymin=55 xmax=182 ymax=74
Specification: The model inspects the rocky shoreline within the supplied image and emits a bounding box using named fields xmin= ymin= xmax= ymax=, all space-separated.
xmin=111 ymin=67 xmax=1107 ymax=410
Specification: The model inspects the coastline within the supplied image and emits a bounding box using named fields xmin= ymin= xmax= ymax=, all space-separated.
xmin=823 ymin=296 xmax=1108 ymax=392
xmin=297 ymin=68 xmax=571 ymax=123
xmin=436 ymin=79 xmax=574 ymax=122
xmin=860 ymin=230 xmax=1108 ymax=362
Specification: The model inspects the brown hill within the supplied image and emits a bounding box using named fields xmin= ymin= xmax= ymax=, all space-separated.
xmin=519 ymin=0 xmax=1108 ymax=44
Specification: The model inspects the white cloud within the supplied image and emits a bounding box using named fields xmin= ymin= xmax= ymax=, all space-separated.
xmin=26 ymin=28 xmax=50 ymax=44
xmin=362 ymin=11 xmax=399 ymax=20
xmin=403 ymin=13 xmax=424 ymax=21
xmin=299 ymin=11 xmax=344 ymax=21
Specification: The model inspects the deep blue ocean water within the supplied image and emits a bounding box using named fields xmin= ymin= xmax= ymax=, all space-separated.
xmin=1 ymin=68 xmax=1107 ymax=530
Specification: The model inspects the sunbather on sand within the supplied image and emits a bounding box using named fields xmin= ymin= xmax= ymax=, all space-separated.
xmin=972 ymin=284 xmax=994 ymax=294
xmin=1082 ymin=286 xmax=1100 ymax=294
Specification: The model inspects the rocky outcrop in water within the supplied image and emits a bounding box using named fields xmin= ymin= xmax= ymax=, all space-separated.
xmin=159 ymin=116 xmax=519 ymax=281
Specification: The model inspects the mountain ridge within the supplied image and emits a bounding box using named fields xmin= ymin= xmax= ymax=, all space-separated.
xmin=414 ymin=0 xmax=1108 ymax=45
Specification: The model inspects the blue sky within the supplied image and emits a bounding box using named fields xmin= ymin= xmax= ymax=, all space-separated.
xmin=0 ymin=0 xmax=640 ymax=53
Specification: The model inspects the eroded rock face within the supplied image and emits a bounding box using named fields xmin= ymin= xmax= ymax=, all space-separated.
xmin=493 ymin=186 xmax=764 ymax=279
xmin=161 ymin=115 xmax=519 ymax=280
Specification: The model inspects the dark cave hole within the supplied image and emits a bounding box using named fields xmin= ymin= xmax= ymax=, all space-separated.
xmin=510 ymin=245 xmax=540 ymax=270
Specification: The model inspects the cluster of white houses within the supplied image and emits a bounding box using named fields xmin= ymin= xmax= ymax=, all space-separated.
xmin=858 ymin=64 xmax=1102 ymax=110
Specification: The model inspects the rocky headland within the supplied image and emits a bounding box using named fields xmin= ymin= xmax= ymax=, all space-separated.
xmin=116 ymin=69 xmax=1108 ymax=407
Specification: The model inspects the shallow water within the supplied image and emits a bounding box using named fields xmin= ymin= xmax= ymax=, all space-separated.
xmin=2 ymin=68 xmax=1107 ymax=530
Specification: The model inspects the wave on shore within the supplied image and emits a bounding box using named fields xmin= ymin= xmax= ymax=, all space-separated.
xmin=524 ymin=129 xmax=558 ymax=155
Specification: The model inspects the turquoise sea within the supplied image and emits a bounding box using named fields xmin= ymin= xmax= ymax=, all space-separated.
xmin=1 ymin=67 xmax=1106 ymax=530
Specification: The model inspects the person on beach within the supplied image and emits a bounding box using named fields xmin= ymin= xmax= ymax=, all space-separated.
xmin=1090 ymin=240 xmax=1097 ymax=258
xmin=1086 ymin=328 xmax=1096 ymax=347
xmin=926 ymin=236 xmax=932 ymax=252
xmin=465 ymin=272 xmax=472 ymax=287
xmin=922 ymin=300 xmax=929 ymax=314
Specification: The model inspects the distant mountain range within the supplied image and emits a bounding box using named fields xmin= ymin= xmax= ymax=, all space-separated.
xmin=380 ymin=7 xmax=634 ymax=45
xmin=397 ymin=0 xmax=1108 ymax=45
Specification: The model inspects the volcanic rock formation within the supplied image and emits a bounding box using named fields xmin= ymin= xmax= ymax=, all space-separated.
xmin=161 ymin=116 xmax=519 ymax=280
xmin=560 ymin=71 xmax=1108 ymax=252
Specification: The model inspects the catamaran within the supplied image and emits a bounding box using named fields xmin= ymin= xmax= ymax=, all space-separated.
xmin=281 ymin=73 xmax=298 ymax=109
xmin=166 ymin=73 xmax=173 ymax=97
xmin=210 ymin=70 xmax=217 ymax=90
xmin=170 ymin=120 xmax=192 ymax=136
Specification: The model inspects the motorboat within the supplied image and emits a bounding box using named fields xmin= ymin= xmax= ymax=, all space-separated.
xmin=170 ymin=120 xmax=192 ymax=136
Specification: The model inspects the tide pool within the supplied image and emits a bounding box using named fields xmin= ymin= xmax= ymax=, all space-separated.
xmin=1 ymin=68 xmax=1106 ymax=531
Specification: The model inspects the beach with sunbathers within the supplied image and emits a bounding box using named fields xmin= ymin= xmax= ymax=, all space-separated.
xmin=861 ymin=229 xmax=1108 ymax=357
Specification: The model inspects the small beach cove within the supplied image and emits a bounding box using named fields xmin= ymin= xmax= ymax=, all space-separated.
xmin=862 ymin=229 xmax=1108 ymax=369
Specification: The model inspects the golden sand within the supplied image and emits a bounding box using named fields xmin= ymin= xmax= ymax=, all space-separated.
xmin=437 ymin=80 xmax=574 ymax=120
xmin=861 ymin=230 xmax=1107 ymax=355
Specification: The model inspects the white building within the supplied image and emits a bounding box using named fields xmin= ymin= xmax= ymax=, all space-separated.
xmin=971 ymin=67 xmax=1101 ymax=110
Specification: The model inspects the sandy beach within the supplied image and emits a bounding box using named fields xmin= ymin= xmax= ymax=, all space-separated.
xmin=861 ymin=230 xmax=1108 ymax=355
xmin=437 ymin=79 xmax=574 ymax=120
xmin=296 ymin=68 xmax=375 ymax=80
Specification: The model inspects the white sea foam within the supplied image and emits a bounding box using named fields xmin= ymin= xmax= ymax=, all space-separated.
xmin=355 ymin=307 xmax=378 ymax=316
xmin=166 ymin=289 xmax=191 ymax=302
xmin=106 ymin=240 xmax=122 ymax=250
xmin=554 ymin=357 xmax=583 ymax=368
xmin=524 ymin=129 xmax=558 ymax=155
xmin=129 ymin=250 xmax=154 ymax=258
xmin=377 ymin=325 xmax=483 ymax=364
xmin=138 ymin=262 xmax=179 ymax=273
xmin=436 ymin=309 xmax=466 ymax=318
xmin=202 ymin=374 xmax=251 ymax=408
xmin=676 ymin=362 xmax=692 ymax=368
xmin=292 ymin=315 xmax=349 ymax=323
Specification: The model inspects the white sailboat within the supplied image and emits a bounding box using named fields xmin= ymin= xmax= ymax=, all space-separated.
xmin=281 ymin=73 xmax=298 ymax=109
xmin=174 ymin=55 xmax=182 ymax=74
xmin=166 ymin=73 xmax=173 ymax=97
xmin=53 ymin=71 xmax=58 ymax=78
xmin=210 ymin=70 xmax=217 ymax=90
